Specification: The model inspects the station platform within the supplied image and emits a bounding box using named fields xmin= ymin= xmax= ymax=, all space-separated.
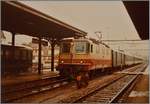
xmin=125 ymin=65 xmax=149 ymax=103
xmin=115 ymin=63 xmax=148 ymax=75
xmin=2 ymin=70 xmax=59 ymax=87
xmin=116 ymin=72 xmax=144 ymax=75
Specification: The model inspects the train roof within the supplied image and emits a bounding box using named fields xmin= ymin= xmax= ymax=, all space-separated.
xmin=1 ymin=44 xmax=33 ymax=50
xmin=112 ymin=49 xmax=143 ymax=59
xmin=61 ymin=38 xmax=91 ymax=43
xmin=89 ymin=38 xmax=110 ymax=48
xmin=62 ymin=38 xmax=110 ymax=48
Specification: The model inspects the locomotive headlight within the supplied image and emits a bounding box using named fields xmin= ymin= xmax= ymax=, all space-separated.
xmin=80 ymin=60 xmax=83 ymax=63
xmin=61 ymin=60 xmax=64 ymax=63
xmin=71 ymin=42 xmax=74 ymax=46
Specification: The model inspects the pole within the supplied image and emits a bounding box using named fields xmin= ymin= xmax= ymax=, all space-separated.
xmin=12 ymin=32 xmax=15 ymax=46
xmin=38 ymin=36 xmax=42 ymax=74
xmin=51 ymin=39 xmax=55 ymax=71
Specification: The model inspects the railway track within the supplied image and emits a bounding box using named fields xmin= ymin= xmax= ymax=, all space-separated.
xmin=57 ymin=63 xmax=146 ymax=103
xmin=73 ymin=64 xmax=147 ymax=103
xmin=2 ymin=64 xmax=146 ymax=103
xmin=79 ymin=75 xmax=138 ymax=103
xmin=2 ymin=76 xmax=70 ymax=103
xmin=2 ymin=75 xmax=61 ymax=93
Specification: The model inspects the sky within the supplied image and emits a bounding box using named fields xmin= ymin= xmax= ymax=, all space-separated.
xmin=20 ymin=1 xmax=140 ymax=40
xmin=2 ymin=1 xmax=149 ymax=59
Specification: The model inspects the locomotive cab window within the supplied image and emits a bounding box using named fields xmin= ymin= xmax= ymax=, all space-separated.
xmin=61 ymin=43 xmax=71 ymax=53
xmin=75 ymin=42 xmax=87 ymax=54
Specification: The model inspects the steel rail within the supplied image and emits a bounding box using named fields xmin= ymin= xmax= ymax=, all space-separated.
xmin=2 ymin=75 xmax=61 ymax=94
xmin=72 ymin=75 xmax=127 ymax=103
xmin=73 ymin=64 xmax=147 ymax=103
xmin=109 ymin=74 xmax=139 ymax=103
xmin=109 ymin=64 xmax=147 ymax=103
xmin=3 ymin=78 xmax=69 ymax=103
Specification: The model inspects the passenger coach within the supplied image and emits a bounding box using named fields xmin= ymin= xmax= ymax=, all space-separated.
xmin=1 ymin=44 xmax=32 ymax=76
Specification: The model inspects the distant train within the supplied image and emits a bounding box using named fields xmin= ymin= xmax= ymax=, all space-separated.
xmin=1 ymin=44 xmax=32 ymax=76
xmin=56 ymin=38 xmax=143 ymax=79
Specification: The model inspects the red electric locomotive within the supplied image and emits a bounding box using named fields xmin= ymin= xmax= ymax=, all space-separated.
xmin=56 ymin=38 xmax=143 ymax=80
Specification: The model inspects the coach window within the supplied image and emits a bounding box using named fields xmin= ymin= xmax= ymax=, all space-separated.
xmin=103 ymin=47 xmax=105 ymax=56
xmin=91 ymin=45 xmax=93 ymax=53
xmin=27 ymin=51 xmax=30 ymax=60
xmin=99 ymin=45 xmax=101 ymax=54
xmin=48 ymin=50 xmax=51 ymax=55
xmin=86 ymin=43 xmax=90 ymax=53
xmin=101 ymin=46 xmax=103 ymax=54
xmin=108 ymin=49 xmax=109 ymax=55
xmin=5 ymin=50 xmax=10 ymax=60
xmin=103 ymin=47 xmax=105 ymax=55
xmin=15 ymin=50 xmax=20 ymax=60
xmin=23 ymin=51 xmax=26 ymax=60
xmin=96 ymin=46 xmax=99 ymax=53
xmin=42 ymin=51 xmax=44 ymax=56
xmin=1 ymin=49 xmax=3 ymax=56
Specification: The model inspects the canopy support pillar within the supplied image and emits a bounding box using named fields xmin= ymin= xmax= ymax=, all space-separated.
xmin=50 ymin=38 xmax=56 ymax=71
xmin=48 ymin=37 xmax=58 ymax=72
xmin=12 ymin=32 xmax=15 ymax=46
xmin=38 ymin=36 xmax=42 ymax=74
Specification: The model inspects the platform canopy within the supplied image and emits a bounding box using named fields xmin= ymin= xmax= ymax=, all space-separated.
xmin=123 ymin=1 xmax=149 ymax=40
xmin=1 ymin=1 xmax=87 ymax=39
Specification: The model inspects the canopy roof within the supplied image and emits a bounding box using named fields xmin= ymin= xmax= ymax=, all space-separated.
xmin=123 ymin=1 xmax=149 ymax=40
xmin=1 ymin=1 xmax=87 ymax=39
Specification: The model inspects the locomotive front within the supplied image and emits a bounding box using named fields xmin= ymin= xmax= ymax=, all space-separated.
xmin=56 ymin=39 xmax=91 ymax=79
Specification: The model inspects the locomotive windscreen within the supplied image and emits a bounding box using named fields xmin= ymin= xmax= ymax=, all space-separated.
xmin=75 ymin=42 xmax=90 ymax=54
xmin=61 ymin=42 xmax=71 ymax=53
